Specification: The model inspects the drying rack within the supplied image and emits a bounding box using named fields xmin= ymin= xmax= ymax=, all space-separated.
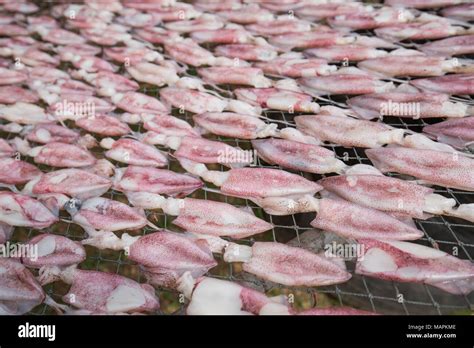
xmin=1 ymin=0 xmax=474 ymax=315
xmin=10 ymin=94 xmax=473 ymax=315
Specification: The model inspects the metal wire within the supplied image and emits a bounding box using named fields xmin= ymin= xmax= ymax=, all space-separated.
xmin=9 ymin=83 xmax=472 ymax=315
xmin=1 ymin=0 xmax=473 ymax=315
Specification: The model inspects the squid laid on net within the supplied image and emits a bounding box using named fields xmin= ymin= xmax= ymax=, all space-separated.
xmin=423 ymin=117 xmax=474 ymax=150
xmin=81 ymin=229 xmax=217 ymax=289
xmin=347 ymin=90 xmax=473 ymax=120
xmin=0 ymin=191 xmax=58 ymax=228
xmin=298 ymin=68 xmax=395 ymax=96
xmin=222 ymin=241 xmax=351 ymax=287
xmin=176 ymin=159 xmax=424 ymax=241
xmin=294 ymin=112 xmax=458 ymax=153
xmin=66 ymin=196 xmax=155 ymax=236
xmin=0 ymin=258 xmax=64 ymax=315
xmin=40 ymin=265 xmax=160 ymax=314
xmin=99 ymin=137 xmax=168 ymax=167
xmin=356 ymin=239 xmax=474 ymax=295
xmin=366 ymin=147 xmax=474 ymax=192
xmin=252 ymin=138 xmax=346 ymax=174
xmin=410 ymin=74 xmax=474 ymax=95
xmin=319 ymin=170 xmax=474 ymax=223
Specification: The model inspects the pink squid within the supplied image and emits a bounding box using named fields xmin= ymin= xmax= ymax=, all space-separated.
xmin=0 ymin=86 xmax=39 ymax=104
xmin=23 ymin=168 xmax=112 ymax=201
xmin=423 ymin=117 xmax=474 ymax=149
xmin=134 ymin=27 xmax=180 ymax=44
xmin=254 ymin=54 xmax=337 ymax=78
xmin=25 ymin=142 xmax=97 ymax=168
xmin=295 ymin=3 xmax=366 ymax=21
xmin=366 ymin=147 xmax=474 ymax=192
xmin=68 ymin=196 xmax=152 ymax=235
xmin=385 ymin=0 xmax=466 ymax=9
xmin=77 ymin=70 xmax=139 ymax=97
xmin=4 ymin=1 xmax=39 ymax=13
xmin=36 ymin=27 xmax=86 ymax=45
xmin=116 ymin=8 xmax=161 ymax=27
xmin=0 ymin=157 xmax=42 ymax=185
xmin=111 ymin=92 xmax=168 ymax=114
xmin=195 ymin=0 xmax=240 ymax=11
xmin=420 ymin=35 xmax=474 ymax=56
xmin=0 ymin=258 xmax=60 ymax=315
xmin=252 ymin=138 xmax=346 ymax=174
xmin=22 ymin=234 xmax=86 ymax=269
xmin=22 ymin=234 xmax=86 ymax=285
xmin=164 ymin=14 xmax=224 ymax=33
xmin=217 ymin=4 xmax=273 ymax=24
xmin=214 ymin=43 xmax=277 ymax=62
xmin=298 ymin=69 xmax=394 ymax=96
xmin=80 ymin=25 xmax=132 ymax=46
xmin=0 ymin=102 xmax=55 ymax=125
xmin=310 ymin=198 xmax=423 ymax=241
xmin=410 ymin=74 xmax=474 ymax=95
xmin=70 ymin=55 xmax=117 ymax=73
xmin=164 ymin=38 xmax=227 ymax=67
xmin=52 ymin=266 xmax=160 ymax=314
xmin=327 ymin=7 xmax=413 ymax=30
xmin=174 ymin=198 xmax=273 ymax=238
xmin=122 ymin=194 xmax=272 ymax=239
xmin=347 ymin=91 xmax=473 ymax=120
xmin=269 ymin=30 xmax=354 ymax=50
xmin=441 ymin=4 xmax=474 ymax=21
xmin=126 ymin=61 xmax=179 ymax=87
xmin=223 ymin=241 xmax=351 ymax=287
xmin=0 ymin=139 xmax=15 ymax=157
xmin=193 ymin=112 xmax=278 ymax=139
xmin=178 ymin=275 xmax=291 ymax=315
xmin=294 ymin=114 xmax=405 ymax=148
xmin=112 ymin=165 xmax=202 ymax=198
xmin=82 ymin=230 xmax=217 ymax=289
xmin=0 ymin=67 xmax=28 ymax=85
xmin=246 ymin=18 xmax=311 ymax=35
xmin=100 ymin=138 xmax=168 ymax=167
xmin=319 ymin=171 xmax=474 ymax=223
xmin=190 ymin=28 xmax=254 ymax=44
xmin=198 ymin=67 xmax=272 ymax=88
xmin=305 ymin=45 xmax=389 ymax=63
xmin=358 ymin=55 xmax=473 ymax=77
xmin=356 ymin=239 xmax=474 ymax=295
xmin=0 ymin=191 xmax=58 ymax=228
xmin=160 ymin=87 xmax=227 ymax=114
xmin=234 ymin=88 xmax=320 ymax=113
xmin=103 ymin=46 xmax=162 ymax=65
xmin=178 ymin=159 xmax=323 ymax=215
xmin=142 ymin=114 xmax=199 ymax=138
xmin=75 ymin=115 xmax=131 ymax=137
xmin=294 ymin=112 xmax=454 ymax=152
xmin=145 ymin=3 xmax=201 ymax=22
xmin=24 ymin=123 xmax=81 ymax=145
xmin=145 ymin=135 xmax=254 ymax=167
xmin=374 ymin=21 xmax=468 ymax=42
xmin=48 ymin=93 xmax=115 ymax=119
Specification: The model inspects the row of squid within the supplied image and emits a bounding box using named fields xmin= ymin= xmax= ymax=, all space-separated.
xmin=1 ymin=0 xmax=474 ymax=315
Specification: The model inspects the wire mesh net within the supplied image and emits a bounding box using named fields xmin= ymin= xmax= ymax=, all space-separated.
xmin=1 ymin=0 xmax=474 ymax=315
xmin=8 ymin=90 xmax=473 ymax=315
